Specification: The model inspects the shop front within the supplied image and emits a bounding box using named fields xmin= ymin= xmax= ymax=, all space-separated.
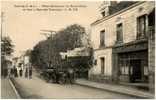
xmin=118 ymin=50 xmax=148 ymax=83
xmin=112 ymin=40 xmax=148 ymax=83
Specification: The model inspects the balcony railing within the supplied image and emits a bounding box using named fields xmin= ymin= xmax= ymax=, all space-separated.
xmin=115 ymin=40 xmax=123 ymax=45
xmin=136 ymin=26 xmax=155 ymax=40
xmin=99 ymin=44 xmax=105 ymax=48
xmin=136 ymin=32 xmax=147 ymax=40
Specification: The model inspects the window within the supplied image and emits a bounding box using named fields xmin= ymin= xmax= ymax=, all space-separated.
xmin=100 ymin=30 xmax=105 ymax=47
xmin=116 ymin=23 xmax=123 ymax=43
xmin=94 ymin=59 xmax=97 ymax=65
xmin=137 ymin=15 xmax=146 ymax=39
xmin=119 ymin=59 xmax=129 ymax=75
xmin=101 ymin=57 xmax=105 ymax=74
xmin=148 ymin=9 xmax=155 ymax=26
xmin=144 ymin=66 xmax=148 ymax=76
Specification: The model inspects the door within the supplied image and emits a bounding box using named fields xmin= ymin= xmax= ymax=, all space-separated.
xmin=130 ymin=60 xmax=142 ymax=82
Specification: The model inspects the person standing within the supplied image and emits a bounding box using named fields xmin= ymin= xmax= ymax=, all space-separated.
xmin=7 ymin=61 xmax=12 ymax=78
xmin=29 ymin=64 xmax=32 ymax=79
xmin=25 ymin=67 xmax=28 ymax=78
xmin=13 ymin=65 xmax=18 ymax=77
xmin=18 ymin=63 xmax=23 ymax=77
xmin=16 ymin=65 xmax=20 ymax=77
xmin=68 ymin=68 xmax=74 ymax=84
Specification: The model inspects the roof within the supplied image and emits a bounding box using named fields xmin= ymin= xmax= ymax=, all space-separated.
xmin=109 ymin=1 xmax=139 ymax=15
xmin=60 ymin=47 xmax=91 ymax=58
xmin=91 ymin=1 xmax=142 ymax=26
xmin=66 ymin=47 xmax=91 ymax=57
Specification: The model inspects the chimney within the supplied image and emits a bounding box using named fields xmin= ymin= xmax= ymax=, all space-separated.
xmin=99 ymin=1 xmax=117 ymax=17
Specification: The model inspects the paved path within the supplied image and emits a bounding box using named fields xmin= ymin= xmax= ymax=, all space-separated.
xmin=11 ymin=73 xmax=138 ymax=99
xmin=1 ymin=78 xmax=18 ymax=99
xmin=75 ymin=79 xmax=155 ymax=99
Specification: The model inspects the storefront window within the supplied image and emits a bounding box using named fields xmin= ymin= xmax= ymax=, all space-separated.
xmin=119 ymin=59 xmax=129 ymax=75
xmin=130 ymin=66 xmax=133 ymax=75
xmin=121 ymin=66 xmax=125 ymax=74
xmin=125 ymin=66 xmax=128 ymax=75
xmin=144 ymin=66 xmax=148 ymax=76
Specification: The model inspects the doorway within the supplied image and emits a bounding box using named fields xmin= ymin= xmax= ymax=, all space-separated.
xmin=130 ymin=59 xmax=142 ymax=83
xmin=101 ymin=57 xmax=105 ymax=74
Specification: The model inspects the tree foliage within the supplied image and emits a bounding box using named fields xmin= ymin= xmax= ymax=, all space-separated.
xmin=1 ymin=36 xmax=14 ymax=76
xmin=1 ymin=36 xmax=14 ymax=56
xmin=30 ymin=24 xmax=92 ymax=70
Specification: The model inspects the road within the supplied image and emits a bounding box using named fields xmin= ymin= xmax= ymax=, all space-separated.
xmin=1 ymin=77 xmax=18 ymax=99
xmin=11 ymin=72 xmax=138 ymax=99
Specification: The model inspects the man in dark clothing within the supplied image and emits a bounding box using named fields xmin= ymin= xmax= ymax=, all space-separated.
xmin=25 ymin=68 xmax=28 ymax=78
xmin=29 ymin=66 xmax=32 ymax=79
xmin=14 ymin=67 xmax=18 ymax=77
xmin=19 ymin=69 xmax=22 ymax=77
xmin=56 ymin=72 xmax=60 ymax=83
xmin=53 ymin=69 xmax=59 ymax=83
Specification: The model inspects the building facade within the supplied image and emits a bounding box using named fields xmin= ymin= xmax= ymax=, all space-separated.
xmin=89 ymin=1 xmax=155 ymax=91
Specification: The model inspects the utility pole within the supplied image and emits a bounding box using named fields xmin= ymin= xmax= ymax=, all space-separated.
xmin=1 ymin=12 xmax=3 ymax=57
xmin=1 ymin=12 xmax=6 ymax=76
xmin=1 ymin=12 xmax=4 ymax=77
xmin=1 ymin=12 xmax=4 ymax=40
xmin=40 ymin=30 xmax=56 ymax=68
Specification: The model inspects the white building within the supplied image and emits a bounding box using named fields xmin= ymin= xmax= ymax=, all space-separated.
xmin=89 ymin=1 xmax=155 ymax=92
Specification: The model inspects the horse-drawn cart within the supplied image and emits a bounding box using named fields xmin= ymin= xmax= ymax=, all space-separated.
xmin=40 ymin=68 xmax=75 ymax=84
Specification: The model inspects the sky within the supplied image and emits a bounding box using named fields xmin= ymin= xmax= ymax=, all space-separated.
xmin=1 ymin=1 xmax=102 ymax=57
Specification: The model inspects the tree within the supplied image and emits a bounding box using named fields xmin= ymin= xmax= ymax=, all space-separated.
xmin=1 ymin=36 xmax=14 ymax=76
xmin=1 ymin=36 xmax=14 ymax=56
xmin=30 ymin=40 xmax=49 ymax=69
xmin=30 ymin=24 xmax=91 ymax=71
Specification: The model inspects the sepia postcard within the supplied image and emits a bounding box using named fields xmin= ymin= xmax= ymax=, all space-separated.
xmin=1 ymin=0 xmax=155 ymax=99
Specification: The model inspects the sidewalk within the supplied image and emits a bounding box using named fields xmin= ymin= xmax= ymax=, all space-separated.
xmin=75 ymin=79 xmax=155 ymax=99
xmin=1 ymin=77 xmax=20 ymax=99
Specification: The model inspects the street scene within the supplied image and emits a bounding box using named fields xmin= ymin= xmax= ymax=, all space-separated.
xmin=1 ymin=0 xmax=155 ymax=99
xmin=10 ymin=70 xmax=138 ymax=99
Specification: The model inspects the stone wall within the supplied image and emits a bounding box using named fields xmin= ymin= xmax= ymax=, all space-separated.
xmin=148 ymin=26 xmax=155 ymax=93
xmin=89 ymin=1 xmax=155 ymax=84
xmin=89 ymin=48 xmax=112 ymax=76
xmin=91 ymin=2 xmax=155 ymax=50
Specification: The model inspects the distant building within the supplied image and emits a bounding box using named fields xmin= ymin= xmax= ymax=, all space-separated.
xmin=89 ymin=1 xmax=155 ymax=92
xmin=4 ymin=55 xmax=13 ymax=77
xmin=14 ymin=50 xmax=32 ymax=78
xmin=22 ymin=50 xmax=32 ymax=78
xmin=19 ymin=50 xmax=31 ymax=67
xmin=5 ymin=55 xmax=13 ymax=68
xmin=60 ymin=47 xmax=91 ymax=58
xmin=12 ymin=57 xmax=18 ymax=67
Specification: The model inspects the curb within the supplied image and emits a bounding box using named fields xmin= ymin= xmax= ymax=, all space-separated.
xmin=8 ymin=78 xmax=21 ymax=99
xmin=75 ymin=82 xmax=154 ymax=99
